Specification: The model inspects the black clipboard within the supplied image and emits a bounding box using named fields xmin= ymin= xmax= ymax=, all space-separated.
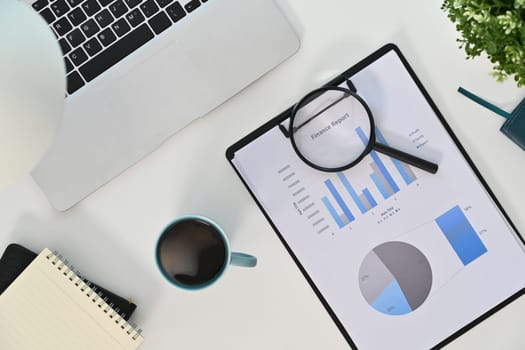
xmin=226 ymin=43 xmax=525 ymax=349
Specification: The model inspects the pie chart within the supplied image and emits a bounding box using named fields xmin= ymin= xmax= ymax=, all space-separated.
xmin=359 ymin=241 xmax=432 ymax=315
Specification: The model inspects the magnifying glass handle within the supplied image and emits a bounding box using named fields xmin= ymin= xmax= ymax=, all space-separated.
xmin=374 ymin=143 xmax=438 ymax=174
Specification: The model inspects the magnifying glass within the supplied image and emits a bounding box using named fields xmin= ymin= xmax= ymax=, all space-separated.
xmin=289 ymin=86 xmax=438 ymax=174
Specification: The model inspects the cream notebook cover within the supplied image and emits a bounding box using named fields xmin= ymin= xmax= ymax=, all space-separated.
xmin=0 ymin=248 xmax=144 ymax=349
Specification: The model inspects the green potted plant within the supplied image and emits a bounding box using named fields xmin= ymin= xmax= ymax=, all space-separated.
xmin=442 ymin=0 xmax=525 ymax=86
xmin=442 ymin=0 xmax=525 ymax=151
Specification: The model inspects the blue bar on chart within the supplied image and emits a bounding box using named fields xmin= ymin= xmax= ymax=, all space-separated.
xmin=356 ymin=127 xmax=400 ymax=197
xmin=336 ymin=172 xmax=377 ymax=214
xmin=435 ymin=205 xmax=487 ymax=266
xmin=370 ymin=162 xmax=396 ymax=199
xmin=362 ymin=188 xmax=377 ymax=208
xmin=370 ymin=172 xmax=390 ymax=199
xmin=397 ymin=161 xmax=417 ymax=186
xmin=322 ymin=196 xmax=346 ymax=228
xmin=337 ymin=173 xmax=367 ymax=214
xmin=375 ymin=128 xmax=417 ymax=185
xmin=324 ymin=179 xmax=355 ymax=224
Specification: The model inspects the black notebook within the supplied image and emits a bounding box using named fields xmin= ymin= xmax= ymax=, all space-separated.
xmin=0 ymin=243 xmax=137 ymax=320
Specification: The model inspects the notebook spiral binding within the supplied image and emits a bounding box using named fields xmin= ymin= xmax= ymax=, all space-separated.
xmin=45 ymin=251 xmax=143 ymax=341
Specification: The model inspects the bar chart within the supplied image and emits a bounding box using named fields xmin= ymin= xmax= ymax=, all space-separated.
xmin=322 ymin=127 xmax=418 ymax=228
xmin=436 ymin=206 xmax=487 ymax=265
xmin=324 ymin=179 xmax=356 ymax=228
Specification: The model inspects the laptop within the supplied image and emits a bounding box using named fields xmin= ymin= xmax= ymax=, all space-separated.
xmin=27 ymin=0 xmax=300 ymax=210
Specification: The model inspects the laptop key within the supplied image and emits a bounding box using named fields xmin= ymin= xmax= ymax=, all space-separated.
xmin=99 ymin=0 xmax=113 ymax=6
xmin=148 ymin=11 xmax=171 ymax=34
xmin=112 ymin=18 xmax=130 ymax=36
xmin=68 ymin=7 xmax=87 ymax=26
xmin=166 ymin=1 xmax=185 ymax=23
xmin=39 ymin=8 xmax=56 ymax=24
xmin=80 ymin=19 xmax=100 ymax=38
xmin=97 ymin=28 xmax=117 ymax=46
xmin=95 ymin=9 xmax=114 ymax=28
xmin=50 ymin=0 xmax=69 ymax=17
xmin=66 ymin=71 xmax=85 ymax=94
xmin=66 ymin=0 xmax=83 ymax=7
xmin=126 ymin=9 xmax=145 ymax=27
xmin=109 ymin=0 xmax=127 ymax=18
xmin=59 ymin=38 xmax=72 ymax=55
xmin=184 ymin=0 xmax=199 ymax=13
xmin=79 ymin=24 xmax=154 ymax=82
xmin=53 ymin=17 xmax=73 ymax=36
xmin=32 ymin=0 xmax=49 ymax=11
xmin=154 ymin=0 xmax=172 ymax=8
xmin=66 ymin=28 xmax=86 ymax=47
xmin=83 ymin=37 xmax=103 ymax=56
xmin=124 ymin=0 xmax=141 ymax=9
xmin=140 ymin=0 xmax=159 ymax=17
xmin=64 ymin=57 xmax=74 ymax=73
xmin=69 ymin=47 xmax=88 ymax=66
xmin=82 ymin=0 xmax=101 ymax=16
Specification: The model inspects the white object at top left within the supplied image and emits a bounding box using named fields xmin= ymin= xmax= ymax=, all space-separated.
xmin=0 ymin=0 xmax=65 ymax=189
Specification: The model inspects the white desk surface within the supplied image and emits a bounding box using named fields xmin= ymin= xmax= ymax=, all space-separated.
xmin=1 ymin=0 xmax=524 ymax=349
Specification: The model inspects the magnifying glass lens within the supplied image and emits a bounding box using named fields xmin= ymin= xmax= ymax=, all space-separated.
xmin=291 ymin=89 xmax=373 ymax=170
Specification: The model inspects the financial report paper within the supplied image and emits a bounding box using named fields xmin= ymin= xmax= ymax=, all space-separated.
xmin=230 ymin=49 xmax=525 ymax=349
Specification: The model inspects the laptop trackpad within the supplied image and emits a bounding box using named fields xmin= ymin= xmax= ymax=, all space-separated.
xmin=32 ymin=43 xmax=214 ymax=211
xmin=101 ymin=42 xmax=216 ymax=144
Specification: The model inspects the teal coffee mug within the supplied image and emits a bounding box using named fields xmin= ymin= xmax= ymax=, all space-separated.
xmin=155 ymin=215 xmax=257 ymax=290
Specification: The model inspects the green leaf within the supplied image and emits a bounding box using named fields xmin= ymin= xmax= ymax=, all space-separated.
xmin=442 ymin=0 xmax=525 ymax=86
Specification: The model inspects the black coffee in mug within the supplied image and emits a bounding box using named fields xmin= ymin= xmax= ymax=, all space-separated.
xmin=156 ymin=218 xmax=227 ymax=287
xmin=156 ymin=215 xmax=257 ymax=290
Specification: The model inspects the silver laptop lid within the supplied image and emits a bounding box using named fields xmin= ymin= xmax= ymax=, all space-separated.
xmin=31 ymin=0 xmax=300 ymax=210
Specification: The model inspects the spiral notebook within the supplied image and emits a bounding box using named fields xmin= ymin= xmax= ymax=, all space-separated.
xmin=0 ymin=248 xmax=144 ymax=349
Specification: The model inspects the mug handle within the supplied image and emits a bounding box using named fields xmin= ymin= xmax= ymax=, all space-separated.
xmin=230 ymin=252 xmax=257 ymax=267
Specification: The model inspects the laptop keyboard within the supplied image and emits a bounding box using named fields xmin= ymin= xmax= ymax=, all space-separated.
xmin=32 ymin=0 xmax=208 ymax=95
